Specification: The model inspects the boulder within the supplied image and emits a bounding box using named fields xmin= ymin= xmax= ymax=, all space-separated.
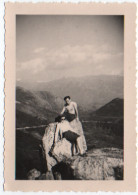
xmin=52 ymin=138 xmax=72 ymax=162
xmin=69 ymin=119 xmax=87 ymax=154
xmin=27 ymin=168 xmax=41 ymax=180
xmin=42 ymin=123 xmax=123 ymax=180
xmin=42 ymin=123 xmax=73 ymax=169
xmin=65 ymin=149 xmax=123 ymax=180
xmin=42 ymin=123 xmax=57 ymax=171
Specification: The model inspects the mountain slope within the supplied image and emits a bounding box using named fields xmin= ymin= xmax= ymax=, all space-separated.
xmin=16 ymin=86 xmax=64 ymax=128
xmin=17 ymin=75 xmax=123 ymax=111
xmin=92 ymin=98 xmax=123 ymax=117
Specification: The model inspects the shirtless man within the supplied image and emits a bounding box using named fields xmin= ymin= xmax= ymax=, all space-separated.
xmin=60 ymin=96 xmax=79 ymax=122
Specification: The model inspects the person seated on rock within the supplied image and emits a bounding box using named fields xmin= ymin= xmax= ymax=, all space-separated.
xmin=58 ymin=96 xmax=87 ymax=156
xmin=54 ymin=116 xmax=81 ymax=156
xmin=60 ymin=96 xmax=79 ymax=122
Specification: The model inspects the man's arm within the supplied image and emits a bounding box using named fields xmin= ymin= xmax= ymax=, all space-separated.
xmin=73 ymin=102 xmax=79 ymax=120
xmin=60 ymin=106 xmax=65 ymax=115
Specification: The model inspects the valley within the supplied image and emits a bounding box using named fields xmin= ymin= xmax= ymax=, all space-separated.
xmin=15 ymin=82 xmax=124 ymax=180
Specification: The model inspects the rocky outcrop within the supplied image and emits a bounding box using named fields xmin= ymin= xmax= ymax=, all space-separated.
xmin=42 ymin=123 xmax=58 ymax=171
xmin=42 ymin=123 xmax=123 ymax=180
xmin=42 ymin=121 xmax=87 ymax=170
xmin=64 ymin=148 xmax=123 ymax=180
xmin=27 ymin=168 xmax=41 ymax=180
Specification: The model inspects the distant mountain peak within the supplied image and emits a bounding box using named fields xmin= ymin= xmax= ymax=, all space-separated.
xmin=16 ymin=75 xmax=123 ymax=112
xmin=93 ymin=98 xmax=123 ymax=117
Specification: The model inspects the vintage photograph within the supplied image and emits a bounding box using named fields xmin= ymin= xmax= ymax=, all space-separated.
xmin=15 ymin=15 xmax=124 ymax=180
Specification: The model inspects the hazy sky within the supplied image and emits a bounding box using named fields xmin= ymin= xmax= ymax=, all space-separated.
xmin=16 ymin=15 xmax=124 ymax=83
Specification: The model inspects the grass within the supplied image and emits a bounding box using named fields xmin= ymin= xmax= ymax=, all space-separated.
xmin=82 ymin=122 xmax=123 ymax=150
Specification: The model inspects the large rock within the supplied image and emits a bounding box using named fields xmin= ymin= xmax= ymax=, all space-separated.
xmin=69 ymin=119 xmax=87 ymax=154
xmin=42 ymin=121 xmax=87 ymax=170
xmin=42 ymin=123 xmax=123 ymax=180
xmin=42 ymin=123 xmax=57 ymax=171
xmin=27 ymin=169 xmax=41 ymax=180
xmin=65 ymin=148 xmax=123 ymax=180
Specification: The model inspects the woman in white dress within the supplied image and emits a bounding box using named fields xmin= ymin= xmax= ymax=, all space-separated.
xmin=54 ymin=116 xmax=81 ymax=156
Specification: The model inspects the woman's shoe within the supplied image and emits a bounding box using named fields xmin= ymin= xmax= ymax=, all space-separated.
xmin=79 ymin=153 xmax=87 ymax=157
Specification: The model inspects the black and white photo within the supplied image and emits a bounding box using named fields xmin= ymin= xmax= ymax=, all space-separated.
xmin=16 ymin=15 xmax=124 ymax=180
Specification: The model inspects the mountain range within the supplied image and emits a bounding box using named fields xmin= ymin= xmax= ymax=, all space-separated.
xmin=16 ymin=86 xmax=123 ymax=128
xmin=17 ymin=75 xmax=123 ymax=111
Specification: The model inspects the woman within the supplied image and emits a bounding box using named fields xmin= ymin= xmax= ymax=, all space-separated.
xmin=54 ymin=116 xmax=81 ymax=156
xmin=60 ymin=96 xmax=87 ymax=155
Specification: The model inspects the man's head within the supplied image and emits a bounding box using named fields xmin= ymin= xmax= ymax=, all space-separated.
xmin=64 ymin=96 xmax=71 ymax=105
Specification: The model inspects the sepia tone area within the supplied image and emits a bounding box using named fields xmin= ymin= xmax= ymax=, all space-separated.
xmin=16 ymin=15 xmax=124 ymax=180
xmin=4 ymin=3 xmax=136 ymax=191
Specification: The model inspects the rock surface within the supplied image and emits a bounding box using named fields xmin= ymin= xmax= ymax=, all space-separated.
xmin=69 ymin=119 xmax=87 ymax=154
xmin=42 ymin=123 xmax=123 ymax=180
xmin=42 ymin=123 xmax=57 ymax=171
xmin=65 ymin=148 xmax=123 ymax=180
xmin=27 ymin=168 xmax=41 ymax=180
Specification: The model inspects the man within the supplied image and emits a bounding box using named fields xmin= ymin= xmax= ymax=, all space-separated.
xmin=60 ymin=96 xmax=79 ymax=122
xmin=54 ymin=96 xmax=87 ymax=155
xmin=60 ymin=96 xmax=87 ymax=155
xmin=54 ymin=116 xmax=81 ymax=156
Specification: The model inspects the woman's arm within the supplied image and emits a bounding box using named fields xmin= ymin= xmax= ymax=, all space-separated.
xmin=54 ymin=124 xmax=60 ymax=143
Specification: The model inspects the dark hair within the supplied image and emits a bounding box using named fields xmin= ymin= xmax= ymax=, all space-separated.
xmin=55 ymin=115 xmax=62 ymax=122
xmin=55 ymin=115 xmax=66 ymax=122
xmin=64 ymin=96 xmax=71 ymax=101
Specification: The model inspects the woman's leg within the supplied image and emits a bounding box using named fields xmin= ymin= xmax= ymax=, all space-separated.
xmin=76 ymin=138 xmax=81 ymax=154
xmin=71 ymin=143 xmax=75 ymax=156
